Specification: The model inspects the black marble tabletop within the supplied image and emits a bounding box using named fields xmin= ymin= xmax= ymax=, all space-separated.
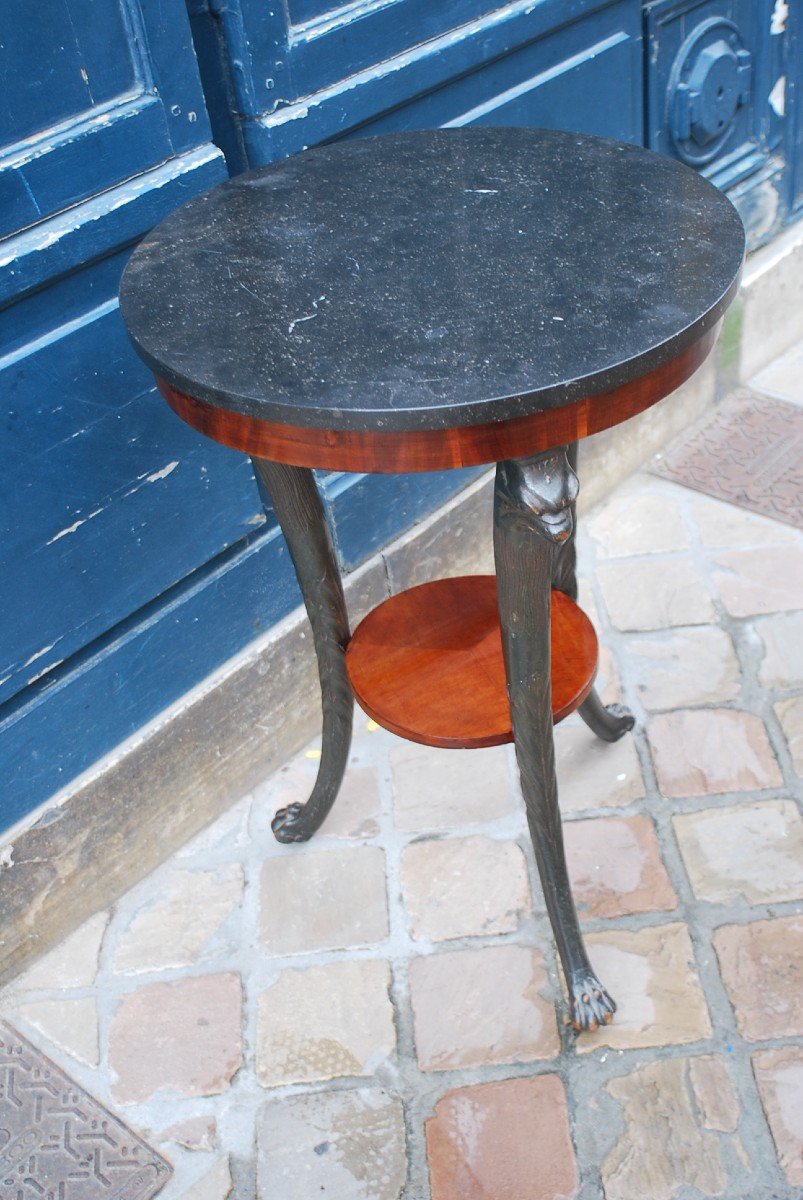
xmin=120 ymin=127 xmax=744 ymax=433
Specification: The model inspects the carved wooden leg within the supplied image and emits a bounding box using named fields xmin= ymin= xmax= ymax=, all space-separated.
xmin=252 ymin=458 xmax=353 ymax=842
xmin=554 ymin=442 xmax=635 ymax=743
xmin=494 ymin=449 xmax=616 ymax=1031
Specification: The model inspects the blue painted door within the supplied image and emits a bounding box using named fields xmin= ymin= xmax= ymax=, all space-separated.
xmin=0 ymin=0 xmax=255 ymax=823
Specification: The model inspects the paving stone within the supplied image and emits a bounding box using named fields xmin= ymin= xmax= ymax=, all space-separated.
xmin=157 ymin=1115 xmax=218 ymax=1151
xmin=752 ymin=1045 xmax=803 ymax=1186
xmin=673 ymin=800 xmax=803 ymax=904
xmin=258 ymin=758 xmax=382 ymax=839
xmin=713 ymin=915 xmax=803 ymax=1041
xmin=13 ymin=910 xmax=108 ymax=990
xmin=324 ymin=766 xmax=384 ymax=837
xmin=688 ymin=1055 xmax=740 ymax=1132
xmin=401 ymin=835 xmax=531 ymax=942
xmin=17 ymin=996 xmax=99 ymax=1067
xmin=109 ymin=973 xmax=243 ymax=1103
xmin=408 ymin=944 xmax=559 ymax=1071
xmin=258 ymin=1088 xmax=406 ymax=1199
xmin=426 ymin=1075 xmax=578 ymax=1200
xmin=776 ymin=695 xmax=803 ymax=774
xmin=587 ymin=488 xmax=691 ymax=558
xmin=391 ymin=742 xmax=515 ymax=832
xmin=555 ymin=721 xmax=645 ymax=813
xmin=565 ymin=814 xmax=677 ymax=919
xmin=597 ymin=558 xmax=715 ymax=631
xmin=113 ymin=865 xmax=244 ymax=974
xmin=177 ymin=1156 xmax=231 ymax=1200
xmin=576 ymin=923 xmax=711 ymax=1053
xmin=648 ymin=709 xmax=783 ymax=797
xmin=756 ymin=611 xmax=803 ymax=689
xmin=602 ymin=1057 xmax=731 ymax=1200
xmin=691 ymin=493 xmax=801 ymax=548
xmin=626 ymin=626 xmax=741 ymax=709
xmin=711 ymin=546 xmax=803 ymax=616
xmin=256 ymin=959 xmax=395 ymax=1087
xmin=260 ymin=845 xmax=388 ymax=954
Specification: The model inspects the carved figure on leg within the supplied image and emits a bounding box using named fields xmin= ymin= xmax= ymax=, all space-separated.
xmin=494 ymin=448 xmax=615 ymax=1030
xmin=252 ymin=458 xmax=353 ymax=842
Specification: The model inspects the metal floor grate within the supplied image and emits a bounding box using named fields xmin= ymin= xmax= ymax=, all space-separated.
xmin=650 ymin=390 xmax=803 ymax=530
xmin=0 ymin=1021 xmax=172 ymax=1200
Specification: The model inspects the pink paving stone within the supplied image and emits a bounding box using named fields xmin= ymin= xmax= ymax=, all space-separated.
xmin=564 ymin=814 xmax=678 ymax=919
xmin=576 ymin=923 xmax=712 ymax=1054
xmin=596 ymin=557 xmax=715 ymax=632
xmin=156 ymin=1115 xmax=218 ymax=1151
xmin=752 ymin=1046 xmax=803 ymax=1186
xmin=647 ymin=709 xmax=783 ymax=797
xmin=108 ymin=973 xmax=243 ymax=1103
xmin=713 ymin=916 xmax=803 ymax=1041
xmin=710 ymin=545 xmax=803 ymax=617
xmin=258 ymin=1087 xmax=407 ymax=1200
xmin=262 ymin=758 xmax=382 ymax=839
xmin=256 ymin=960 xmax=396 ymax=1087
xmin=710 ymin=916 xmax=801 ymax=1041
xmin=409 ymin=944 xmax=559 ymax=1072
xmin=401 ymin=835 xmax=531 ymax=942
xmin=260 ymin=844 xmax=388 ymax=954
xmin=672 ymin=800 xmax=803 ymax=905
xmin=390 ymin=741 xmax=516 ymax=832
xmin=426 ymin=1075 xmax=578 ymax=1200
xmin=602 ymin=1056 xmax=733 ymax=1199
xmin=554 ymin=719 xmax=645 ymax=813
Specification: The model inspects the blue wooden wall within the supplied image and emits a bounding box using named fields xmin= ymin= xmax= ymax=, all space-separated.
xmin=2 ymin=0 xmax=801 ymax=828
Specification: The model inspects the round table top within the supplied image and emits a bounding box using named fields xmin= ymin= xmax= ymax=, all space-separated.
xmin=120 ymin=127 xmax=744 ymax=435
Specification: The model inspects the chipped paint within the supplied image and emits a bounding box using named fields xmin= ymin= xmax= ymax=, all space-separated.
xmin=769 ymin=76 xmax=786 ymax=117
xmin=46 ymin=518 xmax=86 ymax=544
xmin=0 ymin=145 xmax=221 ymax=270
xmin=2 ymin=91 xmax=143 ymax=174
xmin=28 ymin=659 xmax=65 ymax=686
xmin=46 ymin=508 xmax=104 ymax=544
xmin=22 ymin=642 xmax=60 ymax=668
xmin=770 ymin=0 xmax=789 ymax=34
xmin=145 ymin=461 xmax=179 ymax=484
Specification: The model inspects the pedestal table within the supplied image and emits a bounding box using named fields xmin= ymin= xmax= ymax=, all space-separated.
xmin=120 ymin=127 xmax=744 ymax=1030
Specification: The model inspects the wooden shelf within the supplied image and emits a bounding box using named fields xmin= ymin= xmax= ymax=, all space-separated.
xmin=345 ymin=575 xmax=598 ymax=749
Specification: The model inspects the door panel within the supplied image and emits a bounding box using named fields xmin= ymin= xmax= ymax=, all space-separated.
xmin=0 ymin=0 xmax=213 ymax=237
xmin=0 ymin=300 xmax=263 ymax=707
xmin=0 ymin=0 xmax=230 ymax=824
xmin=359 ymin=7 xmax=641 ymax=143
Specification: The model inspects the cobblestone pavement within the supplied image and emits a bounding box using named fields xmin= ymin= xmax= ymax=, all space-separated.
xmin=2 ymin=347 xmax=802 ymax=1199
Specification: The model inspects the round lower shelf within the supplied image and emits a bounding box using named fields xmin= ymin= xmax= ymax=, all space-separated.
xmin=345 ymin=575 xmax=598 ymax=749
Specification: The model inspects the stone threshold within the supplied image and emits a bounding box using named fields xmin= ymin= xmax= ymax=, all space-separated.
xmin=2 ymin=220 xmax=802 ymax=985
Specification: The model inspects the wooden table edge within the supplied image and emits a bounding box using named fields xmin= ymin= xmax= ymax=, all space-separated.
xmin=157 ymin=323 xmax=720 ymax=473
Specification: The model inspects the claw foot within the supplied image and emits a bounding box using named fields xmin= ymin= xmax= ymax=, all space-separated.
xmin=568 ymin=974 xmax=616 ymax=1032
xmin=271 ymin=802 xmax=313 ymax=843
xmin=603 ymin=703 xmax=636 ymax=738
xmin=580 ymin=694 xmax=636 ymax=743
